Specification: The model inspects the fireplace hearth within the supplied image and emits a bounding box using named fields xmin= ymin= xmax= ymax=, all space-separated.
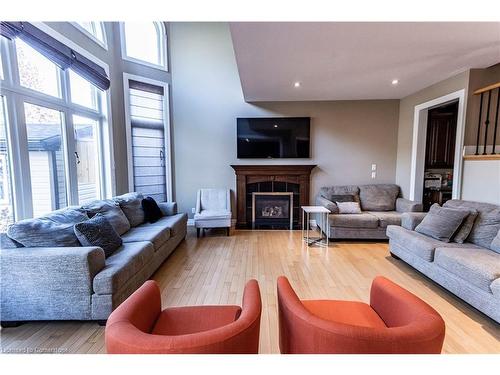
xmin=252 ymin=192 xmax=293 ymax=229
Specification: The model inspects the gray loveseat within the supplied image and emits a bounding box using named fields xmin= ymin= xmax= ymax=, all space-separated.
xmin=316 ymin=184 xmax=422 ymax=240
xmin=387 ymin=200 xmax=500 ymax=323
xmin=1 ymin=195 xmax=187 ymax=324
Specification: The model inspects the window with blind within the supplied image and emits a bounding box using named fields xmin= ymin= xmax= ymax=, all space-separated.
xmin=126 ymin=78 xmax=170 ymax=203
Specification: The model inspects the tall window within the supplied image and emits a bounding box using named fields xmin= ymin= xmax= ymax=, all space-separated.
xmin=0 ymin=32 xmax=108 ymax=227
xmin=73 ymin=22 xmax=107 ymax=48
xmin=125 ymin=76 xmax=171 ymax=202
xmin=121 ymin=22 xmax=167 ymax=70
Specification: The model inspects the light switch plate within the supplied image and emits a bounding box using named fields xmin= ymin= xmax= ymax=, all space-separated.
xmin=371 ymin=171 xmax=376 ymax=179
xmin=192 ymin=208 xmax=196 ymax=213
xmin=371 ymin=164 xmax=377 ymax=171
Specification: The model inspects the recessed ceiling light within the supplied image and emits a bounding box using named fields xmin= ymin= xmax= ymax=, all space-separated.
xmin=294 ymin=82 xmax=301 ymax=88
xmin=391 ymin=79 xmax=399 ymax=85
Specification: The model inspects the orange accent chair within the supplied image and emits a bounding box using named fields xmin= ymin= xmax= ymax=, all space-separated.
xmin=277 ymin=276 xmax=445 ymax=354
xmin=105 ymin=279 xmax=262 ymax=354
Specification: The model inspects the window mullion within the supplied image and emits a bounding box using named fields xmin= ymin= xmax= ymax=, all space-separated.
xmin=64 ymin=110 xmax=78 ymax=206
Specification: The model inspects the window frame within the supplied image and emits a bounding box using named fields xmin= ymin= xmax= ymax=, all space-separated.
xmin=119 ymin=22 xmax=168 ymax=72
xmin=122 ymin=72 xmax=172 ymax=202
xmin=0 ymin=23 xmax=114 ymax=221
xmin=71 ymin=22 xmax=108 ymax=50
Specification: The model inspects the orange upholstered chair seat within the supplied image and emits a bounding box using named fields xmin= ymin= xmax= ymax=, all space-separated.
xmin=278 ymin=276 xmax=446 ymax=354
xmin=302 ymin=300 xmax=386 ymax=329
xmin=105 ymin=279 xmax=262 ymax=354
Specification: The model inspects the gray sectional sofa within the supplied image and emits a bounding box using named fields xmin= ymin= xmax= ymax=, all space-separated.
xmin=0 ymin=195 xmax=187 ymax=324
xmin=316 ymin=184 xmax=422 ymax=239
xmin=387 ymin=200 xmax=500 ymax=323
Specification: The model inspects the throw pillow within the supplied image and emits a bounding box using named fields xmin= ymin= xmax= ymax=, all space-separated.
xmin=466 ymin=208 xmax=500 ymax=249
xmin=114 ymin=192 xmax=145 ymax=227
xmin=490 ymin=229 xmax=500 ymax=254
xmin=415 ymin=204 xmax=469 ymax=242
xmin=6 ymin=207 xmax=88 ymax=247
xmin=452 ymin=209 xmax=478 ymax=243
xmin=82 ymin=199 xmax=131 ymax=235
xmin=142 ymin=197 xmax=163 ymax=223
xmin=336 ymin=201 xmax=362 ymax=214
xmin=330 ymin=194 xmax=355 ymax=203
xmin=74 ymin=214 xmax=122 ymax=257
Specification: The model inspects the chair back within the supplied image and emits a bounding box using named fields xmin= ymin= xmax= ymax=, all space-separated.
xmin=198 ymin=188 xmax=230 ymax=211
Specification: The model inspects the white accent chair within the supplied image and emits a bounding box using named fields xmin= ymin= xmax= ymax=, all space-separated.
xmin=194 ymin=188 xmax=232 ymax=237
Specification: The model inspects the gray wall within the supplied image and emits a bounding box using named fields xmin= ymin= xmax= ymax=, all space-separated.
xmin=44 ymin=22 xmax=171 ymax=195
xmin=394 ymin=71 xmax=470 ymax=198
xmin=170 ymin=23 xmax=400 ymax=217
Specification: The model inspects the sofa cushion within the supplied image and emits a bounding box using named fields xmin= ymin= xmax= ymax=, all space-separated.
xmin=366 ymin=211 xmax=401 ymax=228
xmin=443 ymin=200 xmax=500 ymax=249
xmin=415 ymin=204 xmax=469 ymax=242
xmin=320 ymin=185 xmax=360 ymax=203
xmin=386 ymin=225 xmax=482 ymax=262
xmin=6 ymin=207 xmax=88 ymax=247
xmin=434 ymin=247 xmax=500 ymax=293
xmin=330 ymin=213 xmax=379 ymax=229
xmin=93 ymin=241 xmax=154 ymax=294
xmin=146 ymin=213 xmax=188 ymax=237
xmin=113 ymin=192 xmax=145 ymax=227
xmin=121 ymin=225 xmax=171 ymax=251
xmin=83 ymin=199 xmax=130 ymax=236
xmin=358 ymin=184 xmax=399 ymax=211
xmin=74 ymin=214 xmax=122 ymax=257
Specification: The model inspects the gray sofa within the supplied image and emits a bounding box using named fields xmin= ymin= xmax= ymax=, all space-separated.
xmin=316 ymin=184 xmax=422 ymax=239
xmin=0 ymin=197 xmax=187 ymax=323
xmin=387 ymin=200 xmax=500 ymax=323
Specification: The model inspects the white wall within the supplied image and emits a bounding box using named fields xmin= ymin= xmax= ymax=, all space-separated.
xmin=461 ymin=160 xmax=500 ymax=204
xmin=170 ymin=23 xmax=400 ymax=217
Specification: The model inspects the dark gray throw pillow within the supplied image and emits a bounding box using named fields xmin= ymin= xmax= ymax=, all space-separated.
xmin=415 ymin=204 xmax=470 ymax=242
xmin=330 ymin=194 xmax=355 ymax=203
xmin=82 ymin=199 xmax=131 ymax=235
xmin=74 ymin=213 xmax=122 ymax=257
xmin=453 ymin=209 xmax=478 ymax=243
xmin=6 ymin=207 xmax=88 ymax=247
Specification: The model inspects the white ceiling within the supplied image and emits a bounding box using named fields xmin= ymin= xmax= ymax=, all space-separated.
xmin=229 ymin=22 xmax=500 ymax=101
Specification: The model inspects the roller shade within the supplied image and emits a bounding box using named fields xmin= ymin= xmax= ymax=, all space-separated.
xmin=0 ymin=22 xmax=110 ymax=90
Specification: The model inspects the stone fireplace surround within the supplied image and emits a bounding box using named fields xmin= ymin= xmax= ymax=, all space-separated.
xmin=231 ymin=165 xmax=316 ymax=229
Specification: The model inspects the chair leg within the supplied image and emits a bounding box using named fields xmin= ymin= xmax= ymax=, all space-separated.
xmin=227 ymin=227 xmax=230 ymax=236
xmin=196 ymin=228 xmax=200 ymax=238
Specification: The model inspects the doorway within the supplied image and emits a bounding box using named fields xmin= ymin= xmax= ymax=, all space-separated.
xmin=422 ymin=101 xmax=458 ymax=211
xmin=409 ymin=89 xmax=466 ymax=204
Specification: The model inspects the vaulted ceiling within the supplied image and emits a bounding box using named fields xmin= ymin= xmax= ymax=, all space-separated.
xmin=229 ymin=22 xmax=500 ymax=101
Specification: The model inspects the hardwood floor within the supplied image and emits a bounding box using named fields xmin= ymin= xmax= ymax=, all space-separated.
xmin=1 ymin=228 xmax=499 ymax=354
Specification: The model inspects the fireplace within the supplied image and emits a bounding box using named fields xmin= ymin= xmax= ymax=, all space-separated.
xmin=252 ymin=192 xmax=293 ymax=229
xmin=231 ymin=164 xmax=316 ymax=229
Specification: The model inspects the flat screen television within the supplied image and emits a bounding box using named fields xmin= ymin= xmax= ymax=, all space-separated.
xmin=237 ymin=117 xmax=310 ymax=158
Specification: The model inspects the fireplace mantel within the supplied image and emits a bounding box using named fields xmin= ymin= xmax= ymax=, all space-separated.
xmin=231 ymin=164 xmax=316 ymax=228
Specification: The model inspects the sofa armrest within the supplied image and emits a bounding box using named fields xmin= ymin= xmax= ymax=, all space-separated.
xmin=316 ymin=196 xmax=338 ymax=214
xmin=401 ymin=212 xmax=427 ymax=230
xmin=158 ymin=202 xmax=178 ymax=216
xmin=1 ymin=246 xmax=105 ymax=320
xmin=396 ymin=197 xmax=423 ymax=213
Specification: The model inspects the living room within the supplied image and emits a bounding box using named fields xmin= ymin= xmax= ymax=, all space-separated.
xmin=1 ymin=1 xmax=500 ymax=373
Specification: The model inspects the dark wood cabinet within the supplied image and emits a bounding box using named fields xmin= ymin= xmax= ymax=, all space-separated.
xmin=425 ymin=102 xmax=458 ymax=168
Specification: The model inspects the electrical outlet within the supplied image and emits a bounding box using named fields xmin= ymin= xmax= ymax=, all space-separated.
xmin=191 ymin=208 xmax=195 ymax=213
xmin=371 ymin=171 xmax=376 ymax=179
xmin=371 ymin=163 xmax=377 ymax=171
